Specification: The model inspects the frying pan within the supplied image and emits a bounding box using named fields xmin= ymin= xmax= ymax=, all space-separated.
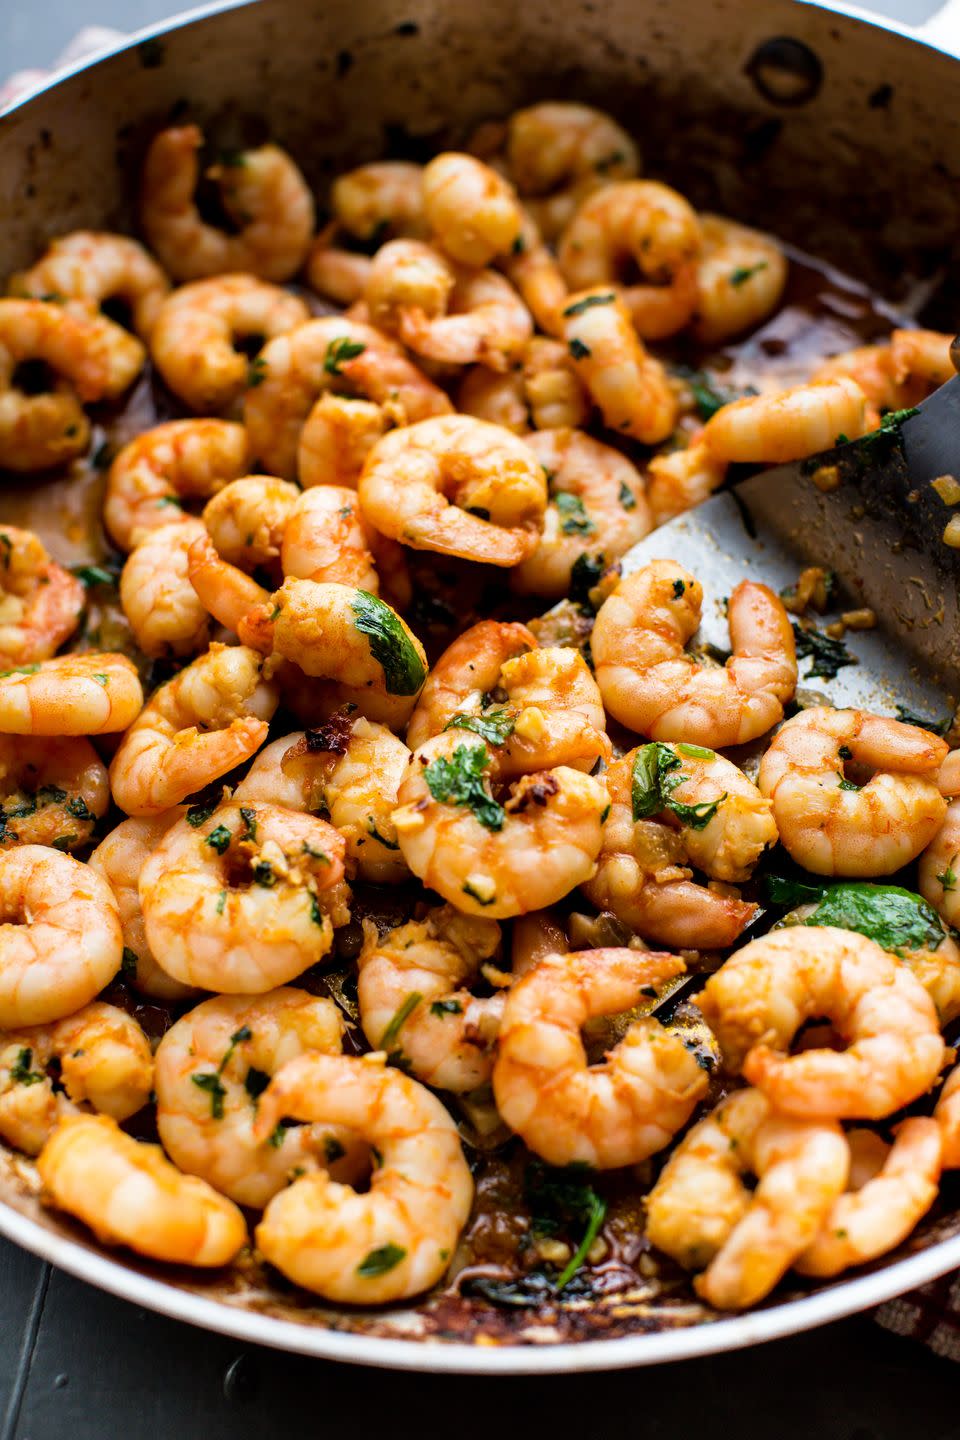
xmin=3 ymin=0 xmax=960 ymax=1373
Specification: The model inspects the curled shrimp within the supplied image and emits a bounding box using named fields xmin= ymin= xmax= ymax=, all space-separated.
xmin=795 ymin=1118 xmax=942 ymax=1277
xmin=150 ymin=275 xmax=309 ymax=413
xmin=108 ymin=643 xmax=277 ymax=815
xmin=562 ymin=289 xmax=677 ymax=443
xmin=139 ymin=124 xmax=315 ymax=283
xmin=277 ymin=717 xmax=412 ymax=883
xmin=0 ymin=525 xmax=84 ymax=666
xmin=358 ymin=905 xmax=503 ymax=1091
xmin=492 ymin=947 xmax=706 ymax=1167
xmin=139 ymin=800 xmax=348 ymax=993
xmin=701 ymin=376 xmax=868 ymax=463
xmin=10 ymin=230 xmax=170 ymax=339
xmin=155 ymin=990 xmax=362 ymax=1207
xmin=692 ymin=215 xmax=788 ymax=344
xmin=296 ymin=393 xmax=393 ymax=490
xmin=512 ymin=428 xmax=651 ymax=599
xmin=645 ymin=1087 xmax=849 ymax=1310
xmin=500 ymin=102 xmax=640 ymax=242
xmin=698 ymin=926 xmax=945 ymax=1119
xmin=89 ymin=811 xmax=197 ymax=1001
xmin=393 ymin=730 xmax=609 ymax=918
xmin=499 ymin=209 xmax=569 ymax=337
xmin=592 ymin=559 xmax=797 ymax=745
xmin=935 ymin=1062 xmax=960 ymax=1168
xmin=459 ymin=336 xmax=591 ymax=435
xmin=0 ymin=298 xmax=111 ymax=471
xmin=38 ymin=1113 xmax=247 ymax=1266
xmin=558 ymin=181 xmax=702 ymax=339
xmin=0 ymin=735 xmax=108 ymax=852
xmin=104 ymin=419 xmax=249 ymax=552
xmin=759 ymin=708 xmax=947 ymax=876
xmin=406 ymin=619 xmax=609 ymax=774
xmin=646 ymin=441 xmax=728 ymax=526
xmin=202 ymin=475 xmax=300 ymax=572
xmin=120 ymin=518 xmax=212 ymax=658
xmin=243 ymin=315 xmax=452 ymax=481
xmin=332 ymin=161 xmax=426 ymax=241
xmin=0 ymin=847 xmax=122 ymax=1027
xmin=422 ymin=152 xmax=523 ymax=267
xmin=253 ymin=1051 xmax=473 ymax=1302
xmin=0 ymin=1002 xmax=152 ymax=1155
xmin=280 ymin=486 xmax=380 ymax=592
xmin=0 ymin=654 xmax=143 ymax=737
xmin=365 ymin=239 xmax=532 ymax=372
xmin=239 ymin=579 xmax=426 ymax=731
xmin=357 ymin=415 xmax=547 ymax=567
xmin=580 ymin=744 xmax=772 ymax=948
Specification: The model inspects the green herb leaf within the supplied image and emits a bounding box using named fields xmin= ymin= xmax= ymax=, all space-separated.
xmin=10 ymin=1048 xmax=45 ymax=1086
xmin=792 ymin=623 xmax=856 ymax=681
xmin=562 ymin=292 xmax=616 ymax=318
xmin=71 ymin=563 xmax=117 ymax=588
xmin=618 ymin=480 xmax=636 ymax=510
xmin=430 ymin=998 xmax=463 ymax=1017
xmin=729 ymin=261 xmax=768 ymax=288
xmin=366 ymin=818 xmax=400 ymax=849
xmin=554 ymin=491 xmax=596 ymax=536
xmin=671 ymin=365 xmax=746 ymax=422
xmin=443 ymin=708 xmax=516 ymax=746
xmin=247 ymin=355 xmax=268 ymax=387
xmin=244 ymin=1066 xmax=271 ymax=1100
xmin=186 ymin=801 xmax=217 ymax=828
xmin=568 ymin=338 xmax=591 ymax=360
xmin=205 ymin=824 xmax=232 ymax=855
xmin=569 ymin=552 xmax=605 ymax=608
xmin=631 ymin=742 xmax=723 ymax=830
xmin=357 ymin=1242 xmax=407 ymax=1277
xmin=380 ymin=991 xmax=423 ymax=1051
xmin=462 ymin=879 xmax=496 ymax=905
xmin=802 ymin=882 xmax=945 ymax=957
xmin=267 ymin=1120 xmax=293 ymax=1149
xmin=424 ymin=743 xmax=505 ymax=831
xmin=351 ymin=591 xmax=426 ymax=696
xmin=191 ymin=1071 xmax=227 ymax=1119
xmin=121 ymin=946 xmax=139 ymax=977
xmin=324 ymin=337 xmax=366 ymax=375
xmin=556 ymin=1190 xmax=607 ymax=1291
xmin=895 ymin=705 xmax=950 ymax=736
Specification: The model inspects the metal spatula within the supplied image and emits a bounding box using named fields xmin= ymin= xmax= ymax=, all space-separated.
xmin=621 ymin=365 xmax=960 ymax=725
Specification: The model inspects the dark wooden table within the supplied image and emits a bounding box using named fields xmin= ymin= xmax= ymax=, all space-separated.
xmin=4 ymin=2 xmax=960 ymax=1432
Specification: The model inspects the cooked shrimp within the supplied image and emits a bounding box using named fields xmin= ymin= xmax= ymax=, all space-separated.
xmin=254 ymin=1051 xmax=473 ymax=1302
xmin=120 ymin=519 xmax=212 ymax=658
xmin=185 ymin=532 xmax=271 ymax=636
xmin=139 ymin=124 xmax=315 ymax=282
xmin=150 ymin=275 xmax=309 ymax=413
xmin=502 ymin=102 xmax=640 ymax=242
xmin=702 ymin=376 xmax=868 ymax=463
xmin=393 ymin=730 xmax=609 ymax=918
xmin=0 ymin=1002 xmax=152 ymax=1155
xmin=296 ymin=393 xmax=393 ymax=490
xmin=279 ymin=486 xmax=380 ymax=592
xmin=108 ymin=643 xmax=277 ymax=815
xmin=0 ymin=654 xmax=143 ymax=737
xmin=104 ymin=419 xmax=250 ymax=551
xmin=559 ymin=181 xmax=702 ymax=339
xmin=240 ymin=580 xmax=426 ymax=731
xmin=890 ymin=328 xmax=953 ymax=391
xmin=202 ymin=475 xmax=300 ymax=572
xmin=512 ymin=428 xmax=651 ymax=598
xmin=357 ymin=415 xmax=547 ymax=566
xmin=304 ymin=227 xmax=373 ymax=306
xmin=331 ymin=160 xmax=426 ymax=241
xmin=795 ymin=1117 xmax=942 ymax=1277
xmin=365 ymin=240 xmax=532 ymax=371
xmin=38 ymin=1113 xmax=246 ymax=1266
xmin=406 ymin=618 xmax=609 ymax=774
xmin=422 ymin=152 xmax=523 ymax=267
xmin=243 ymin=315 xmax=452 ymax=480
xmin=645 ymin=1087 xmax=849 ymax=1309
xmin=278 ymin=717 xmax=412 ymax=883
xmin=0 ymin=526 xmax=83 ymax=665
xmin=457 ymin=368 xmax=530 ymax=434
xmin=493 ymin=947 xmax=705 ymax=1167
xmin=592 ymin=560 xmax=797 ymax=745
xmin=140 ymin=800 xmax=347 ymax=992
xmin=692 ymin=215 xmax=788 ymax=344
xmin=155 ymin=990 xmax=363 ymax=1207
xmin=698 ymin=926 xmax=945 ymax=1119
xmin=920 ymin=799 xmax=960 ymax=928
xmin=935 ymin=1062 xmax=960 ymax=1168
xmin=759 ymin=708 xmax=947 ymax=875
xmin=0 ymin=735 xmax=108 ymax=852
xmin=500 ymin=210 xmax=568 ymax=337
xmin=10 ymin=230 xmax=170 ymax=339
xmin=810 ymin=344 xmax=902 ymax=421
xmin=0 ymin=847 xmax=122 ymax=1026
xmin=562 ymin=289 xmax=677 ymax=443
xmin=522 ymin=336 xmax=591 ymax=430
xmin=89 ymin=812 xmax=196 ymax=1001
xmin=0 ymin=298 xmax=111 ymax=470
xmin=646 ymin=441 xmax=729 ymax=526
xmin=581 ymin=745 xmax=771 ymax=948
xmin=357 ymin=905 xmax=503 ymax=1090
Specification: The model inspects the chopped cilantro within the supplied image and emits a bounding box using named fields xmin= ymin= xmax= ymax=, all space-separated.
xmin=618 ymin=480 xmax=636 ymax=510
xmin=380 ymin=991 xmax=423 ymax=1051
xmin=186 ymin=801 xmax=217 ymax=828
xmin=569 ymin=552 xmax=605 ymax=608
xmin=568 ymin=338 xmax=591 ymax=360
xmin=247 ymin=355 xmax=268 ymax=387
xmin=524 ymin=1160 xmax=606 ymax=1291
xmin=554 ymin=491 xmax=596 ymax=536
xmin=424 ymin=743 xmax=504 ymax=831
xmin=443 ymin=708 xmax=516 ymax=746
xmin=730 ymin=261 xmax=768 ymax=287
xmin=205 ymin=824 xmax=232 ymax=855
xmin=357 ymin=1243 xmax=407 ymax=1277
xmin=895 ymin=705 xmax=950 ymax=736
xmin=562 ymin=292 xmax=615 ymax=317
xmin=351 ymin=591 xmax=426 ymax=696
xmin=71 ymin=563 xmax=117 ymax=588
xmin=10 ymin=1048 xmax=45 ymax=1086
xmin=243 ymin=1066 xmax=271 ymax=1100
xmin=792 ymin=623 xmax=856 ymax=681
xmin=430 ymin=998 xmax=463 ymax=1017
xmin=366 ymin=818 xmax=400 ymax=849
xmin=631 ymin=742 xmax=724 ymax=830
xmin=324 ymin=337 xmax=366 ymax=375
xmin=121 ymin=946 xmax=139 ymax=977
xmin=191 ymin=1071 xmax=227 ymax=1119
